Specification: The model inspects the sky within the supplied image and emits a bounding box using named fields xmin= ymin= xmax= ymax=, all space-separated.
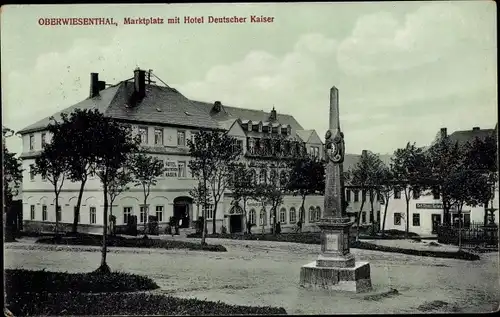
xmin=1 ymin=2 xmax=497 ymax=155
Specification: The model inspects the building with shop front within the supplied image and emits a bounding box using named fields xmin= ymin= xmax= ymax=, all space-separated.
xmin=18 ymin=68 xmax=335 ymax=234
xmin=380 ymin=126 xmax=499 ymax=236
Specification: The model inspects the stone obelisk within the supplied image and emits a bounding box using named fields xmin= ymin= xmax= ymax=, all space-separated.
xmin=299 ymin=86 xmax=372 ymax=293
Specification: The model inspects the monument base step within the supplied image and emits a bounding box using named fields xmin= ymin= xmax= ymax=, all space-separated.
xmin=299 ymin=261 xmax=372 ymax=293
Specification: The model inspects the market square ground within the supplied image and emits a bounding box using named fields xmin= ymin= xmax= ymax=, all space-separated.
xmin=4 ymin=237 xmax=499 ymax=314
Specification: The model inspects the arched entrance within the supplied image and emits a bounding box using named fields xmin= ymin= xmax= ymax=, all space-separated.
xmin=228 ymin=203 xmax=244 ymax=233
xmin=173 ymin=196 xmax=193 ymax=229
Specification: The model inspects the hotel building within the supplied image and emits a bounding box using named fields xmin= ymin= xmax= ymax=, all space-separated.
xmin=19 ymin=68 xmax=334 ymax=234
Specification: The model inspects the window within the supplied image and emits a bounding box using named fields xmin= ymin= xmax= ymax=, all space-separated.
xmin=249 ymin=209 xmax=256 ymax=225
xmin=394 ymin=213 xmax=402 ymax=226
xmin=178 ymin=161 xmax=186 ymax=178
xmin=177 ymin=130 xmax=186 ymax=146
xmin=309 ymin=206 xmax=316 ymax=223
xmin=311 ymin=146 xmax=319 ymax=158
xmin=361 ymin=212 xmax=366 ymax=223
xmin=41 ymin=133 xmax=46 ymax=148
xmin=270 ymin=170 xmax=278 ymax=185
xmin=123 ymin=207 xmax=132 ymax=224
xmin=279 ymin=171 xmax=287 ymax=187
xmin=29 ymin=134 xmax=35 ymax=150
xmin=362 ymin=189 xmax=367 ymax=198
xmin=316 ymin=207 xmax=321 ymax=221
xmin=250 ymin=169 xmax=257 ymax=184
xmin=354 ymin=190 xmax=359 ymax=202
xmin=259 ymin=208 xmax=267 ymax=226
xmin=30 ymin=165 xmax=35 ymax=181
xmin=155 ymin=206 xmax=164 ymax=222
xmin=90 ymin=207 xmax=96 ymax=224
xmin=377 ymin=193 xmax=382 ymax=202
xmin=259 ymin=169 xmax=267 ymax=184
xmin=346 ymin=189 xmax=351 ymax=202
xmin=42 ymin=205 xmax=47 ymax=221
xmin=412 ymin=213 xmax=420 ymax=226
xmin=258 ymin=123 xmax=262 ymax=133
xmin=74 ymin=206 xmax=80 ymax=223
xmin=248 ymin=122 xmax=252 ymax=132
xmin=42 ymin=173 xmax=47 ymax=182
xmin=202 ymin=204 xmax=214 ymax=219
xmin=56 ymin=206 xmax=61 ymax=222
xmin=190 ymin=131 xmax=198 ymax=146
xmin=140 ymin=206 xmax=147 ymax=223
xmin=289 ymin=207 xmax=296 ymax=223
xmin=154 ymin=128 xmax=164 ymax=145
xmin=279 ymin=207 xmax=286 ymax=223
xmin=394 ymin=189 xmax=401 ymax=199
xmin=232 ymin=139 xmax=243 ymax=154
xmin=30 ymin=205 xmax=35 ymax=220
xmin=138 ymin=127 xmax=148 ymax=144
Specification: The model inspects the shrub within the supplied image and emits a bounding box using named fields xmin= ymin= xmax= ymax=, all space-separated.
xmin=350 ymin=240 xmax=480 ymax=261
xmin=36 ymin=233 xmax=227 ymax=252
xmin=4 ymin=269 xmax=159 ymax=297
xmin=7 ymin=292 xmax=287 ymax=316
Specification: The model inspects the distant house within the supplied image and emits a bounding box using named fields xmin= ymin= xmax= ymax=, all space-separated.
xmin=381 ymin=126 xmax=499 ymax=236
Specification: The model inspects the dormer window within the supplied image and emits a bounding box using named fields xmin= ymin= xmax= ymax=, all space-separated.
xmin=287 ymin=125 xmax=291 ymax=135
xmin=247 ymin=121 xmax=252 ymax=132
xmin=258 ymin=122 xmax=263 ymax=133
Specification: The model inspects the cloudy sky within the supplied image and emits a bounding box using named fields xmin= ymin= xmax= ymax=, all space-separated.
xmin=1 ymin=2 xmax=497 ymax=155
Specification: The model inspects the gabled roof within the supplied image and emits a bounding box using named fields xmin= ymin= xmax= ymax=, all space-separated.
xmin=106 ymin=82 xmax=220 ymax=129
xmin=448 ymin=128 xmax=495 ymax=146
xmin=18 ymin=73 xmax=307 ymax=136
xmin=295 ymin=130 xmax=314 ymax=143
xmin=18 ymin=84 xmax=122 ymax=134
xmin=190 ymin=100 xmax=304 ymax=132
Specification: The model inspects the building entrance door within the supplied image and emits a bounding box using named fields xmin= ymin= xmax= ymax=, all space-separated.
xmin=173 ymin=196 xmax=193 ymax=228
xmin=431 ymin=214 xmax=441 ymax=234
xmin=230 ymin=215 xmax=243 ymax=233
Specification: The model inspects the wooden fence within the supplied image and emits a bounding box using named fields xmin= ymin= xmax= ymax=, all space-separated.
xmin=437 ymin=223 xmax=498 ymax=249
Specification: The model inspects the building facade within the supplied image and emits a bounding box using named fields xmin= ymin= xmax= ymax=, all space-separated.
xmin=380 ymin=126 xmax=499 ymax=236
xmin=19 ymin=68 xmax=335 ymax=234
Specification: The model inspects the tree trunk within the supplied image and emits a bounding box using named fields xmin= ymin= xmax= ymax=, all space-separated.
xmin=98 ymin=182 xmax=110 ymax=273
xmin=212 ymin=201 xmax=218 ymax=235
xmin=243 ymin=198 xmax=248 ymax=234
xmin=356 ymin=197 xmax=366 ymax=241
xmin=143 ymin=195 xmax=148 ymax=237
xmin=201 ymin=177 xmax=207 ymax=245
xmin=109 ymin=202 xmax=114 ymax=235
xmin=405 ymin=192 xmax=410 ymax=239
xmin=484 ymin=200 xmax=489 ymax=225
xmin=72 ymin=181 xmax=86 ymax=234
xmin=382 ymin=194 xmax=389 ymax=236
xmin=55 ymin=192 xmax=60 ymax=235
xmin=369 ymin=191 xmax=375 ymax=236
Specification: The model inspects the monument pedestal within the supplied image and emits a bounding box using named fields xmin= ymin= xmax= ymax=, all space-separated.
xmin=300 ymin=217 xmax=372 ymax=293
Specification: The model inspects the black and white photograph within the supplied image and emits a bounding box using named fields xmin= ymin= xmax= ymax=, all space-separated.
xmin=2 ymin=1 xmax=499 ymax=315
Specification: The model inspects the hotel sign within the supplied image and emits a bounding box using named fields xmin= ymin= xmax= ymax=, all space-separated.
xmin=416 ymin=203 xmax=443 ymax=209
xmin=165 ymin=161 xmax=178 ymax=177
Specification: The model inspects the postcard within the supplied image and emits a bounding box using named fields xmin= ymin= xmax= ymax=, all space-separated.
xmin=2 ymin=2 xmax=498 ymax=316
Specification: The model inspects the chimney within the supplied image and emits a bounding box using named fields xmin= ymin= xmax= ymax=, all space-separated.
xmin=362 ymin=149 xmax=367 ymax=157
xmin=270 ymin=107 xmax=277 ymax=121
xmin=97 ymin=80 xmax=106 ymax=92
xmin=472 ymin=127 xmax=480 ymax=131
xmin=440 ymin=128 xmax=447 ymax=139
xmin=89 ymin=73 xmax=99 ymax=98
xmin=134 ymin=68 xmax=146 ymax=99
xmin=213 ymin=101 xmax=222 ymax=113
